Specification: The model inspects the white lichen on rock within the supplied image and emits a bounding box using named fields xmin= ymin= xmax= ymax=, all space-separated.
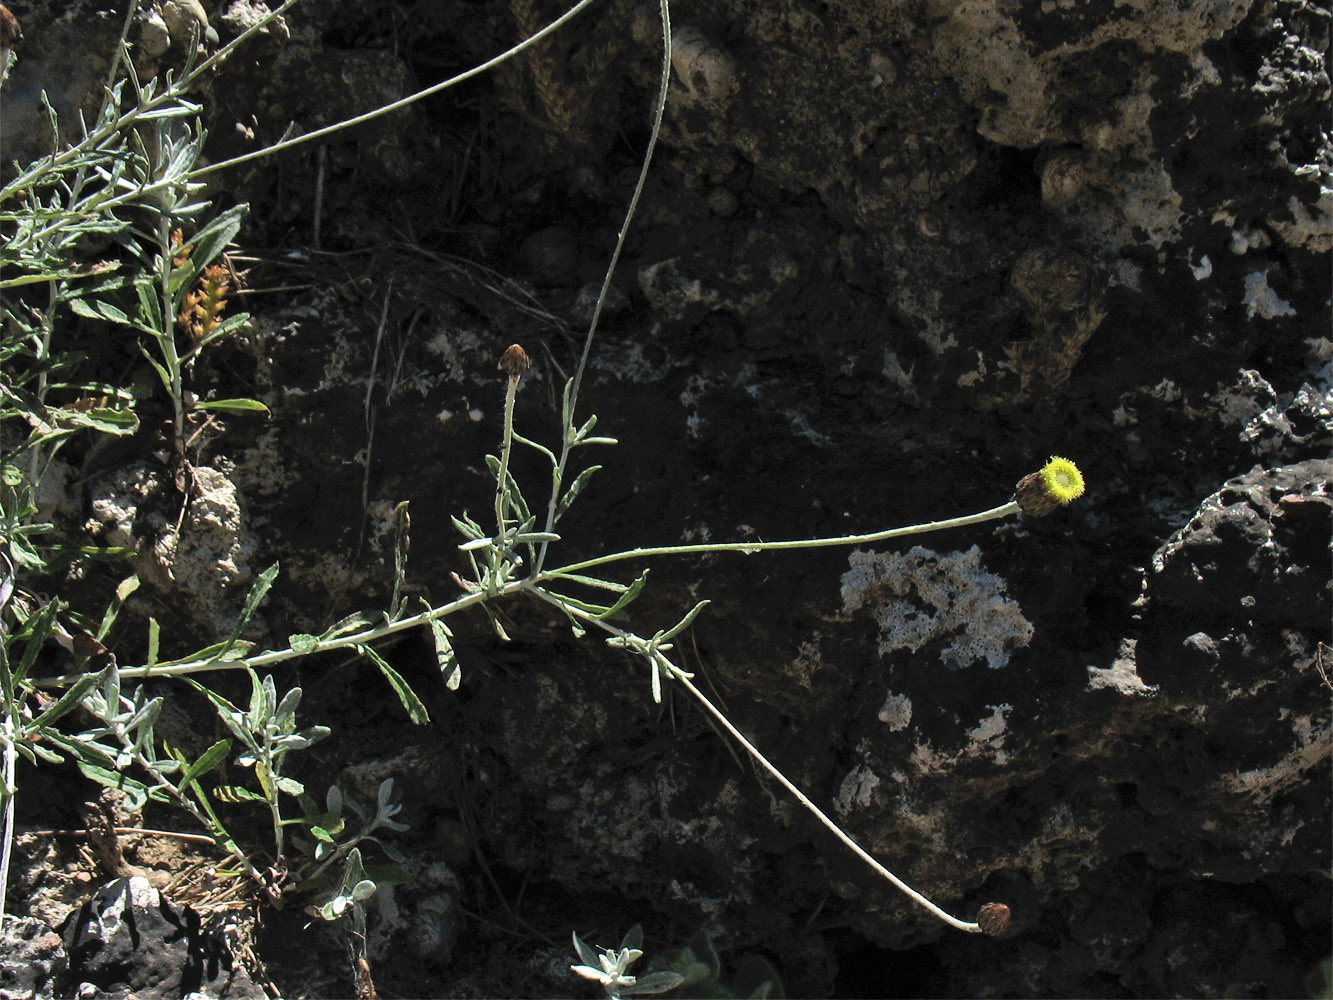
xmin=840 ymin=545 xmax=1033 ymax=669
xmin=1242 ymin=268 xmax=1297 ymax=319
xmin=877 ymin=691 xmax=912 ymax=730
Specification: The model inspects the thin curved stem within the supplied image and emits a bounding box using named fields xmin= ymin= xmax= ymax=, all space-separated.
xmin=535 ymin=0 xmax=673 ymax=574
xmin=675 ymin=672 xmax=982 ymax=933
xmin=527 ymin=585 xmax=982 ymax=933
xmin=496 ymin=374 xmax=520 ymax=536
xmin=548 ymin=501 xmax=1022 ymax=578
xmin=194 ymin=0 xmax=601 ymax=178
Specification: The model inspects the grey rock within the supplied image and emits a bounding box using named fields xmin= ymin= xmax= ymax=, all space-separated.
xmin=0 ymin=915 xmax=67 ymax=1000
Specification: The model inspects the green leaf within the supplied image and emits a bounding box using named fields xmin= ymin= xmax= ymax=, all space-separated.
xmin=450 ymin=513 xmax=485 ymax=541
xmin=97 ymin=574 xmax=140 ymax=641
xmin=318 ymin=610 xmax=380 ymax=641
xmin=390 ymin=501 xmax=410 ymax=616
xmin=193 ymin=397 xmax=269 ymax=415
xmin=193 ymin=311 xmax=250 ymax=350
xmin=68 ymin=297 xmax=133 ymax=326
xmin=511 ymin=430 xmax=557 ymax=464
xmin=656 ymin=600 xmax=711 ymax=643
xmin=510 ymin=531 xmax=560 ymax=545
xmin=289 ymin=633 xmax=319 ymax=654
xmin=208 ymin=562 xmax=278 ymax=664
xmin=214 ymin=783 xmax=267 ymax=804
xmin=572 ymin=931 xmax=600 ymax=969
xmin=183 ymin=204 xmax=247 ymax=274
xmin=27 ymin=663 xmax=113 ymax=733
xmin=554 ymin=465 xmax=601 ymax=523
xmin=428 ymin=618 xmax=461 ymax=691
xmin=545 ymin=571 xmax=629 ymax=593
xmin=597 ymin=569 xmax=649 ymax=620
xmin=76 ymin=763 xmax=162 ymax=809
xmin=484 ymin=454 xmax=531 ymax=523
xmin=15 ymin=599 xmax=62 ymax=685
xmin=542 ymin=590 xmax=612 ymax=617
xmin=53 ymin=405 xmax=139 ymax=435
xmin=276 ymin=776 xmax=305 ymax=797
xmin=135 ymin=279 xmax=162 ymax=331
xmin=177 ymin=738 xmax=231 ymax=797
xmin=41 ymin=732 xmax=119 ymax=770
xmin=139 ymin=346 xmax=174 ymax=396
xmin=571 ymin=413 xmax=599 ymax=442
xmin=357 ymin=645 xmax=429 ymax=725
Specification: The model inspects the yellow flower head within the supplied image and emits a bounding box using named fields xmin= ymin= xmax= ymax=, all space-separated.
xmin=1014 ymin=456 xmax=1085 ymax=516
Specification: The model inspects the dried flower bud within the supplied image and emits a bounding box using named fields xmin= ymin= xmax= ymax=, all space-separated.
xmin=0 ymin=4 xmax=22 ymax=48
xmin=1014 ymin=456 xmax=1085 ymax=516
xmin=977 ymin=902 xmax=1011 ymax=936
xmin=499 ymin=343 xmax=531 ymax=377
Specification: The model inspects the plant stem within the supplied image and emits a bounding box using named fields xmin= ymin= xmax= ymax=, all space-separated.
xmin=495 ymin=373 xmax=520 ymax=538
xmin=677 ymin=668 xmax=982 ymax=932
xmin=535 ymin=0 xmax=673 ymax=575
xmin=193 ymin=0 xmax=601 ymax=179
xmin=33 ymin=586 xmax=510 ymax=687
xmin=0 ymin=713 xmax=15 ymax=934
xmin=528 ymin=586 xmax=983 ymax=933
xmin=156 ymin=219 xmax=186 ymax=465
xmin=548 ymin=501 xmax=1022 ymax=578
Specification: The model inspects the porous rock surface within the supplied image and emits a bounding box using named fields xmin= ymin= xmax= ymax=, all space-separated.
xmin=3 ymin=0 xmax=1329 ymax=996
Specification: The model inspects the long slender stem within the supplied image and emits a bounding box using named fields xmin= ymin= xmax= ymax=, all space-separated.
xmin=193 ymin=0 xmax=601 ymax=179
xmin=157 ymin=219 xmax=186 ymax=463
xmin=548 ymin=501 xmax=1022 ymax=578
xmin=0 ymin=715 xmax=15 ymax=933
xmin=535 ymin=0 xmax=673 ymax=574
xmin=677 ymin=670 xmax=981 ymax=932
xmin=33 ymin=585 xmax=511 ymax=688
xmin=495 ymin=374 xmax=520 ymax=537
xmin=527 ymin=586 xmax=982 ymax=933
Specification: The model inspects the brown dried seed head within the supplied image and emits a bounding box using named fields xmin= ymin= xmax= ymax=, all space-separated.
xmin=0 ymin=4 xmax=22 ymax=47
xmin=499 ymin=344 xmax=531 ymax=376
xmin=1014 ymin=470 xmax=1061 ymax=517
xmin=977 ymin=902 xmax=1011 ymax=936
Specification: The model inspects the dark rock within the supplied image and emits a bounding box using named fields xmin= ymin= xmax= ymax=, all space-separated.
xmin=60 ymin=877 xmax=263 ymax=1000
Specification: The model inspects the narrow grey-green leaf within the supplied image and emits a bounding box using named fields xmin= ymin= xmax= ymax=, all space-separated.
xmin=554 ymin=465 xmax=601 ymax=523
xmin=542 ymin=591 xmax=612 ymax=617
xmin=545 ymin=571 xmax=629 ymax=593
xmin=209 ymin=562 xmax=278 ymax=664
xmin=194 ymin=397 xmax=269 ymax=414
xmin=178 ymin=738 xmax=231 ymax=797
xmin=656 ymin=600 xmax=712 ymax=643
xmin=289 ymin=633 xmax=319 ymax=654
xmin=318 ymin=610 xmax=379 ymax=641
xmin=596 ymin=569 xmax=649 ymax=620
xmin=358 ymin=645 xmax=429 ymax=725
xmin=450 ymin=513 xmax=485 ymax=540
xmin=428 ymin=618 xmax=461 ymax=691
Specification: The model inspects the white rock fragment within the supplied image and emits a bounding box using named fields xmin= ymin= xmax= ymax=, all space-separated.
xmin=841 ymin=545 xmax=1033 ymax=670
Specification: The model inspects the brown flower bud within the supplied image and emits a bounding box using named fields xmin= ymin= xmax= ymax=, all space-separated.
xmin=977 ymin=902 xmax=1010 ymax=936
xmin=0 ymin=5 xmax=22 ymax=48
xmin=499 ymin=344 xmax=531 ymax=377
xmin=1014 ymin=457 xmax=1085 ymax=517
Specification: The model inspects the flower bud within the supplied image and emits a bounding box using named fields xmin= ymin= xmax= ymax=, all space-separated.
xmin=1014 ymin=456 xmax=1085 ymax=516
xmin=977 ymin=902 xmax=1011 ymax=936
xmin=499 ymin=344 xmax=531 ymax=377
